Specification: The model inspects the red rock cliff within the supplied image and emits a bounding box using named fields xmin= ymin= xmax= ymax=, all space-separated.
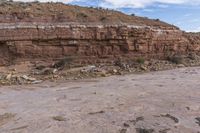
xmin=0 ymin=23 xmax=193 ymax=65
xmin=0 ymin=2 xmax=199 ymax=65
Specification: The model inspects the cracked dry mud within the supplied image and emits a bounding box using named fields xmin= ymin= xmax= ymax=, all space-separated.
xmin=0 ymin=67 xmax=200 ymax=133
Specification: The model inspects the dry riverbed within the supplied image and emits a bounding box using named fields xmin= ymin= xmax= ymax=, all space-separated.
xmin=0 ymin=67 xmax=200 ymax=133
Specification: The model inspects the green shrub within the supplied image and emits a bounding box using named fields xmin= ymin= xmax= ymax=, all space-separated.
xmin=131 ymin=13 xmax=135 ymax=16
xmin=78 ymin=13 xmax=88 ymax=18
xmin=136 ymin=57 xmax=145 ymax=64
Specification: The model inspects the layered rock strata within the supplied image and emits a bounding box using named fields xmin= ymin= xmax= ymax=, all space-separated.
xmin=1 ymin=23 xmax=197 ymax=65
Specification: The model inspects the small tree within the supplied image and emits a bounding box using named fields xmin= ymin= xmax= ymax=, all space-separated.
xmin=131 ymin=13 xmax=135 ymax=16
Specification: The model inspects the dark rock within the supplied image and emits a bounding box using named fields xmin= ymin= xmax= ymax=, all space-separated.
xmin=136 ymin=128 xmax=154 ymax=133
xmin=195 ymin=117 xmax=200 ymax=126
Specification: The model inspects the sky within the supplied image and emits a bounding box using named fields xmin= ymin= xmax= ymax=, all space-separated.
xmin=12 ymin=0 xmax=200 ymax=32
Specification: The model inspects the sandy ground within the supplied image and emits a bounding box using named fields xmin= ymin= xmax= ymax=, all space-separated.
xmin=0 ymin=67 xmax=200 ymax=133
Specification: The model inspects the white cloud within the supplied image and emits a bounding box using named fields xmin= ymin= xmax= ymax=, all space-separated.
xmin=186 ymin=26 xmax=200 ymax=32
xmin=101 ymin=0 xmax=184 ymax=8
xmin=157 ymin=4 xmax=169 ymax=8
xmin=188 ymin=19 xmax=200 ymax=23
xmin=101 ymin=0 xmax=200 ymax=8
xmin=184 ymin=13 xmax=192 ymax=17
xmin=142 ymin=9 xmax=155 ymax=12
xmin=12 ymin=0 xmax=200 ymax=8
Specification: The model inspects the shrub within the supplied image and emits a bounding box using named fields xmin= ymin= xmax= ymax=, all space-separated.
xmin=100 ymin=16 xmax=107 ymax=21
xmin=188 ymin=53 xmax=198 ymax=60
xmin=53 ymin=56 xmax=74 ymax=69
xmin=78 ymin=13 xmax=88 ymax=18
xmin=136 ymin=57 xmax=145 ymax=64
xmin=131 ymin=13 xmax=135 ymax=16
xmin=155 ymin=19 xmax=160 ymax=21
xmin=167 ymin=55 xmax=184 ymax=64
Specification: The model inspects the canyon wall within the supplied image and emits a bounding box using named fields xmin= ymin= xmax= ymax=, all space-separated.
xmin=0 ymin=23 xmax=199 ymax=65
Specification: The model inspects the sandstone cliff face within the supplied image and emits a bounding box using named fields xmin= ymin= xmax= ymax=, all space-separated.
xmin=184 ymin=32 xmax=200 ymax=52
xmin=0 ymin=2 xmax=199 ymax=66
xmin=0 ymin=23 xmax=195 ymax=65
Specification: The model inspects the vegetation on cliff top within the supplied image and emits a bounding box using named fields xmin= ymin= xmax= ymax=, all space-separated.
xmin=0 ymin=1 xmax=177 ymax=29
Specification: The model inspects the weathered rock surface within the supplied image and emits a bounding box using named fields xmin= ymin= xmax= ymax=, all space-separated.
xmin=0 ymin=23 xmax=195 ymax=65
xmin=0 ymin=1 xmax=199 ymax=66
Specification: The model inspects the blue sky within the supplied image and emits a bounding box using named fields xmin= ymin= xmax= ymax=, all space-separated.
xmin=118 ymin=4 xmax=200 ymax=32
xmin=13 ymin=0 xmax=200 ymax=32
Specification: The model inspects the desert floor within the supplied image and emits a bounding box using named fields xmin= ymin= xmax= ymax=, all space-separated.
xmin=0 ymin=67 xmax=200 ymax=133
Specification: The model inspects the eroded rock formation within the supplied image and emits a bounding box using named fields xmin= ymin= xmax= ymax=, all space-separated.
xmin=0 ymin=2 xmax=199 ymax=66
xmin=0 ymin=23 xmax=198 ymax=65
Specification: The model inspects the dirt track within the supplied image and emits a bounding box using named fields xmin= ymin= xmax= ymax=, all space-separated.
xmin=0 ymin=67 xmax=200 ymax=133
